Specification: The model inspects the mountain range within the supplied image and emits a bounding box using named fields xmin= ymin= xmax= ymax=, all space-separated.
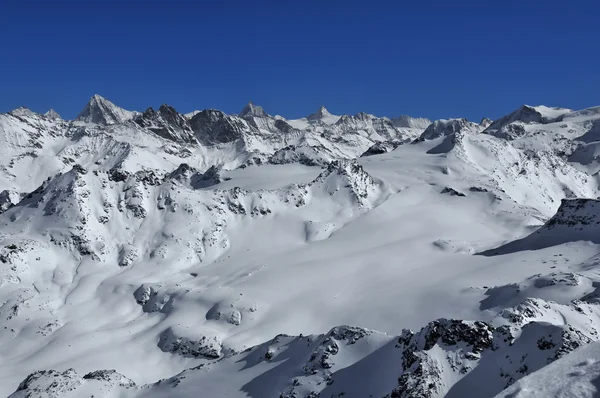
xmin=3 ymin=96 xmax=600 ymax=397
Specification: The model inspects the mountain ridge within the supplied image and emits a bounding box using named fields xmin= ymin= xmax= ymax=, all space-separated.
xmin=3 ymin=96 xmax=600 ymax=397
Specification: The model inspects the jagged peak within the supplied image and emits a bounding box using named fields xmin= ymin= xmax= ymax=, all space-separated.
xmin=76 ymin=94 xmax=135 ymax=125
xmin=307 ymin=105 xmax=332 ymax=121
xmin=334 ymin=112 xmax=373 ymax=125
xmin=418 ymin=118 xmax=481 ymax=141
xmin=9 ymin=106 xmax=37 ymax=118
xmin=239 ymin=101 xmax=269 ymax=118
xmin=310 ymin=159 xmax=379 ymax=206
xmin=480 ymin=117 xmax=492 ymax=128
xmin=484 ymin=104 xmax=571 ymax=134
xmin=158 ymin=103 xmax=178 ymax=114
xmin=167 ymin=163 xmax=221 ymax=189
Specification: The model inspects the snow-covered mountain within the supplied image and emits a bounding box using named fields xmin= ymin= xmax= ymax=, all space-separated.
xmin=3 ymin=96 xmax=600 ymax=397
xmin=76 ymin=94 xmax=138 ymax=125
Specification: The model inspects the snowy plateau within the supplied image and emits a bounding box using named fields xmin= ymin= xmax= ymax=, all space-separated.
xmin=3 ymin=96 xmax=600 ymax=397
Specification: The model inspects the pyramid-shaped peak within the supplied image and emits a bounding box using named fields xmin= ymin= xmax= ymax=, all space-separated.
xmin=44 ymin=109 xmax=62 ymax=119
xmin=307 ymin=105 xmax=332 ymax=121
xmin=76 ymin=94 xmax=135 ymax=125
xmin=239 ymin=101 xmax=269 ymax=118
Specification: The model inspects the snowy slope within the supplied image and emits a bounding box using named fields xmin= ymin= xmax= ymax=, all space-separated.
xmin=4 ymin=98 xmax=600 ymax=397
xmin=494 ymin=341 xmax=600 ymax=398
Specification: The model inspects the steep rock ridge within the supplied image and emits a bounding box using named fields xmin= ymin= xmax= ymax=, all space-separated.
xmin=188 ymin=109 xmax=251 ymax=144
xmin=389 ymin=299 xmax=599 ymax=398
xmin=361 ymin=141 xmax=399 ymax=157
xmin=310 ymin=160 xmax=381 ymax=207
xmin=480 ymin=117 xmax=492 ymax=129
xmin=417 ymin=118 xmax=483 ymax=141
xmin=75 ymin=94 xmax=137 ymax=125
xmin=268 ymin=145 xmax=326 ymax=166
xmin=484 ymin=105 xmax=572 ymax=139
xmin=134 ymin=104 xmax=196 ymax=143
xmin=167 ymin=163 xmax=222 ymax=189
xmin=239 ymin=101 xmax=269 ymax=119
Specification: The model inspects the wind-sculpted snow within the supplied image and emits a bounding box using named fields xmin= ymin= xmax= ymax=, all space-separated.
xmin=0 ymin=158 xmax=387 ymax=376
xmin=13 ymin=286 xmax=600 ymax=397
xmin=7 ymin=97 xmax=600 ymax=397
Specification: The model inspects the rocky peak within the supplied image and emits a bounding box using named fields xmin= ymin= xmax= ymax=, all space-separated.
xmin=9 ymin=106 xmax=37 ymax=118
xmin=13 ymin=368 xmax=136 ymax=397
xmin=354 ymin=111 xmax=373 ymax=121
xmin=134 ymin=104 xmax=196 ymax=143
xmin=480 ymin=117 xmax=492 ymax=128
xmin=483 ymin=104 xmax=574 ymax=136
xmin=311 ymin=160 xmax=379 ymax=206
xmin=0 ymin=190 xmax=21 ymax=213
xmin=418 ymin=118 xmax=482 ymax=141
xmin=166 ymin=163 xmax=221 ymax=189
xmin=75 ymin=94 xmax=135 ymax=125
xmin=239 ymin=101 xmax=269 ymax=119
xmin=44 ymin=109 xmax=62 ymax=120
xmin=484 ymin=105 xmax=544 ymax=135
xmin=361 ymin=141 xmax=399 ymax=157
xmin=334 ymin=112 xmax=374 ymax=126
xmin=307 ymin=105 xmax=332 ymax=121
xmin=190 ymin=109 xmax=249 ymax=144
xmin=545 ymin=198 xmax=600 ymax=228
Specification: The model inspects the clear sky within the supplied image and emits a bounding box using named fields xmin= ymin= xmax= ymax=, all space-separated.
xmin=1 ymin=0 xmax=598 ymax=122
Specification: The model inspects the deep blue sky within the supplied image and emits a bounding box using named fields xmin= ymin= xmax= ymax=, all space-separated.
xmin=1 ymin=0 xmax=598 ymax=121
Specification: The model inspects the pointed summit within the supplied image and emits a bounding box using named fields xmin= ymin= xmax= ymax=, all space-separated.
xmin=239 ymin=101 xmax=269 ymax=118
xmin=44 ymin=109 xmax=62 ymax=120
xmin=479 ymin=117 xmax=492 ymax=129
xmin=307 ymin=105 xmax=332 ymax=121
xmin=76 ymin=94 xmax=135 ymax=125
